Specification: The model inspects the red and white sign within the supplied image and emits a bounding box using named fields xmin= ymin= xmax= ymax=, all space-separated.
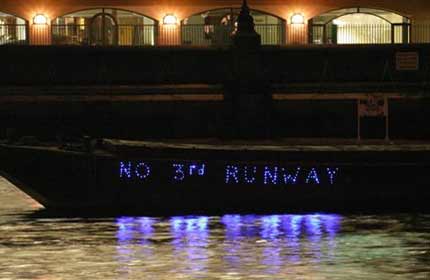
xmin=358 ymin=95 xmax=387 ymax=117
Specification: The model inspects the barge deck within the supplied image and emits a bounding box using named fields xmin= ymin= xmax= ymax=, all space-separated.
xmin=0 ymin=138 xmax=429 ymax=214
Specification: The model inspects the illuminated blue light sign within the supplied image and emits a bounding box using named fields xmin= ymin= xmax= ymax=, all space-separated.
xmin=173 ymin=163 xmax=206 ymax=182
xmin=263 ymin=166 xmax=279 ymax=185
xmin=225 ymin=165 xmax=338 ymax=185
xmin=244 ymin=166 xmax=257 ymax=184
xmin=120 ymin=161 xmax=151 ymax=180
xmin=305 ymin=168 xmax=320 ymax=184
xmin=225 ymin=165 xmax=240 ymax=184
xmin=119 ymin=161 xmax=340 ymax=185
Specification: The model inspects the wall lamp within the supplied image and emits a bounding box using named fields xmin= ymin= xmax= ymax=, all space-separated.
xmin=33 ymin=14 xmax=48 ymax=25
xmin=163 ymin=14 xmax=177 ymax=25
xmin=291 ymin=13 xmax=305 ymax=25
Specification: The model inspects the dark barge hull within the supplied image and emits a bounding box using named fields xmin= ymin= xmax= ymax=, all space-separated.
xmin=1 ymin=140 xmax=430 ymax=214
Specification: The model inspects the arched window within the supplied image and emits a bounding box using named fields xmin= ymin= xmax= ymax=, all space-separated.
xmin=52 ymin=8 xmax=157 ymax=46
xmin=181 ymin=8 xmax=285 ymax=46
xmin=0 ymin=11 xmax=27 ymax=45
xmin=309 ymin=8 xmax=410 ymax=44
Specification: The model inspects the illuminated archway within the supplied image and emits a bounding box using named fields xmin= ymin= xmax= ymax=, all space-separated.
xmin=52 ymin=8 xmax=157 ymax=46
xmin=0 ymin=11 xmax=27 ymax=45
xmin=309 ymin=7 xmax=410 ymax=44
xmin=181 ymin=8 xmax=286 ymax=46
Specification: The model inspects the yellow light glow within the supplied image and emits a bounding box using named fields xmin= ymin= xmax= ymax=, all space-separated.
xmin=79 ymin=18 xmax=85 ymax=30
xmin=163 ymin=14 xmax=177 ymax=25
xmin=333 ymin=19 xmax=345 ymax=26
xmin=33 ymin=14 xmax=48 ymax=25
xmin=291 ymin=13 xmax=305 ymax=25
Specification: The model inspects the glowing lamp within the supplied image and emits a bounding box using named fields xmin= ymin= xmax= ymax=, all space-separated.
xmin=333 ymin=19 xmax=345 ymax=26
xmin=33 ymin=14 xmax=48 ymax=25
xmin=291 ymin=13 xmax=305 ymax=25
xmin=163 ymin=14 xmax=177 ymax=25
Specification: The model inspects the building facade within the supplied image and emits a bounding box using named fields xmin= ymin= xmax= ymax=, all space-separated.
xmin=0 ymin=0 xmax=429 ymax=46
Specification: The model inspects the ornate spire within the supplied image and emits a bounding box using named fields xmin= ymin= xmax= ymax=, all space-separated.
xmin=236 ymin=0 xmax=254 ymax=34
xmin=242 ymin=0 xmax=249 ymax=13
xmin=233 ymin=0 xmax=261 ymax=48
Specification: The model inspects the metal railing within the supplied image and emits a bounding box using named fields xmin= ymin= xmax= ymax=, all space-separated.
xmin=180 ymin=24 xmax=285 ymax=46
xmin=181 ymin=24 xmax=212 ymax=46
xmin=51 ymin=24 xmax=89 ymax=45
xmin=311 ymin=24 xmax=395 ymax=44
xmin=255 ymin=24 xmax=286 ymax=45
xmin=118 ymin=25 xmax=156 ymax=46
xmin=412 ymin=24 xmax=430 ymax=43
xmin=5 ymin=23 xmax=430 ymax=47
xmin=0 ymin=24 xmax=28 ymax=45
xmin=309 ymin=23 xmax=430 ymax=45
xmin=51 ymin=24 xmax=157 ymax=46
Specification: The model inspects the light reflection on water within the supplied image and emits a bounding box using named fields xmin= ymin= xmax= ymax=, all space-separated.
xmin=113 ymin=214 xmax=343 ymax=278
xmin=0 ymin=212 xmax=429 ymax=279
xmin=0 ymin=178 xmax=429 ymax=280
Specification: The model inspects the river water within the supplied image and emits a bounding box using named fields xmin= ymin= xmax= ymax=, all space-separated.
xmin=0 ymin=176 xmax=429 ymax=280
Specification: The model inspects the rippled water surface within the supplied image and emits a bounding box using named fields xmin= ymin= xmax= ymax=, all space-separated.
xmin=0 ymin=177 xmax=429 ymax=279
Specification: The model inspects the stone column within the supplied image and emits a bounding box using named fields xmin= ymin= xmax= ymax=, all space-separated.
xmin=224 ymin=0 xmax=272 ymax=139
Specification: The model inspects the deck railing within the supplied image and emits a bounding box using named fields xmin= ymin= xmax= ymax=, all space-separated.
xmin=51 ymin=24 xmax=157 ymax=46
xmin=180 ymin=24 xmax=285 ymax=46
xmin=0 ymin=24 xmax=28 ymax=45
xmin=4 ymin=23 xmax=430 ymax=46
xmin=310 ymin=24 xmax=413 ymax=44
xmin=51 ymin=24 xmax=89 ymax=45
xmin=180 ymin=24 xmax=212 ymax=46
xmin=412 ymin=24 xmax=430 ymax=43
xmin=255 ymin=24 xmax=286 ymax=45
xmin=117 ymin=25 xmax=156 ymax=46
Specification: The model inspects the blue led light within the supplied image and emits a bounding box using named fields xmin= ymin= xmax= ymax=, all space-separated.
xmin=244 ymin=166 xmax=257 ymax=184
xmin=225 ymin=165 xmax=240 ymax=184
xmin=305 ymin=168 xmax=320 ymax=184
xmin=189 ymin=165 xmax=197 ymax=175
xmin=263 ymin=166 xmax=278 ymax=185
xmin=135 ymin=162 xmax=151 ymax=180
xmin=173 ymin=163 xmax=206 ymax=182
xmin=197 ymin=164 xmax=205 ymax=176
xmin=119 ymin=161 xmax=132 ymax=178
xmin=121 ymin=161 xmax=340 ymax=186
xmin=326 ymin=168 xmax=339 ymax=185
xmin=189 ymin=164 xmax=206 ymax=176
xmin=173 ymin=164 xmax=185 ymax=181
xmin=281 ymin=167 xmax=301 ymax=184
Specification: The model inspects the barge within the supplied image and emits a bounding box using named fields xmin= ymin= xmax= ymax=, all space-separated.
xmin=1 ymin=139 xmax=429 ymax=214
